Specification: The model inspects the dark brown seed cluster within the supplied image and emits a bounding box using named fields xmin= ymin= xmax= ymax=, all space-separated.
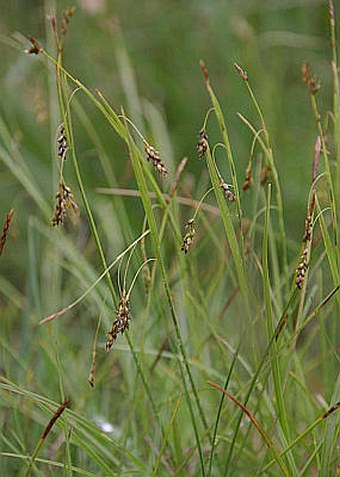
xmin=106 ymin=292 xmax=131 ymax=351
xmin=197 ymin=128 xmax=208 ymax=158
xmin=242 ymin=165 xmax=253 ymax=191
xmin=181 ymin=219 xmax=196 ymax=254
xmin=234 ymin=63 xmax=248 ymax=82
xmin=145 ymin=144 xmax=168 ymax=177
xmin=52 ymin=182 xmax=79 ymax=227
xmin=0 ymin=209 xmax=14 ymax=257
xmin=260 ymin=165 xmax=271 ymax=187
xmin=303 ymin=212 xmax=313 ymax=243
xmin=61 ymin=7 xmax=76 ymax=37
xmin=25 ymin=37 xmax=41 ymax=55
xmin=57 ymin=125 xmax=68 ymax=160
xmin=296 ymin=247 xmax=309 ymax=290
xmin=302 ymin=62 xmax=320 ymax=95
xmin=221 ymin=179 xmax=236 ymax=202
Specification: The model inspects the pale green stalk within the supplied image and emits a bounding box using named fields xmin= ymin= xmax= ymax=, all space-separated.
xmin=262 ymin=184 xmax=298 ymax=475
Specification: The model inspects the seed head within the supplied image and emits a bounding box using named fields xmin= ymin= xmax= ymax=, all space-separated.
xmin=197 ymin=127 xmax=208 ymax=158
xmin=181 ymin=218 xmax=196 ymax=254
xmin=296 ymin=247 xmax=309 ymax=289
xmin=234 ymin=63 xmax=248 ymax=82
xmin=52 ymin=182 xmax=79 ymax=227
xmin=302 ymin=62 xmax=320 ymax=95
xmin=25 ymin=37 xmax=42 ymax=55
xmin=260 ymin=165 xmax=271 ymax=187
xmin=242 ymin=165 xmax=253 ymax=191
xmin=145 ymin=144 xmax=168 ymax=177
xmin=57 ymin=125 xmax=68 ymax=160
xmin=0 ymin=209 xmax=14 ymax=257
xmin=220 ymin=179 xmax=236 ymax=202
xmin=106 ymin=292 xmax=131 ymax=351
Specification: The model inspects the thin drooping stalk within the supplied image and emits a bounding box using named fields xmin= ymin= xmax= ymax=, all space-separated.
xmin=204 ymin=143 xmax=249 ymax=308
xmin=236 ymin=67 xmax=287 ymax=278
xmin=48 ymin=43 xmax=171 ymax=460
xmin=209 ymin=381 xmax=290 ymax=477
xmin=122 ymin=112 xmax=209 ymax=474
xmin=199 ymin=61 xmax=243 ymax=232
xmin=309 ymin=94 xmax=338 ymax=250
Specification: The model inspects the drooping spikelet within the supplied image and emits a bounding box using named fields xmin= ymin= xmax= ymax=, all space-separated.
xmin=145 ymin=144 xmax=168 ymax=177
xmin=296 ymin=247 xmax=309 ymax=290
xmin=295 ymin=136 xmax=320 ymax=290
xmin=302 ymin=62 xmax=320 ymax=95
xmin=52 ymin=182 xmax=79 ymax=227
xmin=260 ymin=165 xmax=271 ymax=187
xmin=242 ymin=165 xmax=253 ymax=192
xmin=181 ymin=219 xmax=196 ymax=254
xmin=197 ymin=127 xmax=208 ymax=158
xmin=220 ymin=178 xmax=236 ymax=202
xmin=57 ymin=125 xmax=68 ymax=160
xmin=106 ymin=291 xmax=131 ymax=351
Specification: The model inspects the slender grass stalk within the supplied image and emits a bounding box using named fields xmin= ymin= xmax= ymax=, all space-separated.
xmin=207 ymin=342 xmax=240 ymax=477
xmin=309 ymin=94 xmax=338 ymax=250
xmin=199 ymin=61 xmax=243 ymax=231
xmin=41 ymin=41 xmax=172 ymax=465
xmin=222 ymin=289 xmax=297 ymax=476
xmin=122 ymin=113 xmax=209 ymax=473
xmin=234 ymin=65 xmax=288 ymax=278
xmin=320 ymin=372 xmax=340 ymax=477
xmin=204 ymin=143 xmax=249 ymax=307
xmin=209 ymin=381 xmax=291 ymax=476
xmin=24 ymin=399 xmax=71 ymax=477
xmin=262 ymin=399 xmax=340 ymax=475
xmin=263 ymin=184 xmax=297 ymax=475
xmin=151 ymin=393 xmax=182 ymax=476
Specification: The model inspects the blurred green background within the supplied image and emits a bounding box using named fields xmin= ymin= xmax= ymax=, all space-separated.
xmin=0 ymin=0 xmax=338 ymax=278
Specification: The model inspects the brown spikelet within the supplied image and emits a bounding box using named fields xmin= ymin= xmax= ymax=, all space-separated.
xmin=199 ymin=59 xmax=209 ymax=84
xmin=296 ymin=136 xmax=320 ymax=290
xmin=0 ymin=209 xmax=14 ymax=257
xmin=234 ymin=62 xmax=248 ymax=82
xmin=220 ymin=179 xmax=236 ymax=202
xmin=25 ymin=37 xmax=42 ymax=55
xmin=49 ymin=12 xmax=57 ymax=35
xmin=322 ymin=401 xmax=340 ymax=419
xmin=296 ymin=246 xmax=309 ymax=291
xmin=61 ymin=8 xmax=76 ymax=37
xmin=42 ymin=399 xmax=71 ymax=440
xmin=57 ymin=125 xmax=68 ymax=160
xmin=329 ymin=1 xmax=335 ymax=48
xmin=302 ymin=62 xmax=320 ymax=95
xmin=145 ymin=144 xmax=168 ymax=177
xmin=197 ymin=128 xmax=208 ymax=158
xmin=106 ymin=290 xmax=131 ymax=351
xmin=181 ymin=218 xmax=196 ymax=254
xmin=260 ymin=165 xmax=271 ymax=187
xmin=242 ymin=165 xmax=253 ymax=191
xmin=52 ymin=182 xmax=79 ymax=227
xmin=88 ymin=362 xmax=96 ymax=388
